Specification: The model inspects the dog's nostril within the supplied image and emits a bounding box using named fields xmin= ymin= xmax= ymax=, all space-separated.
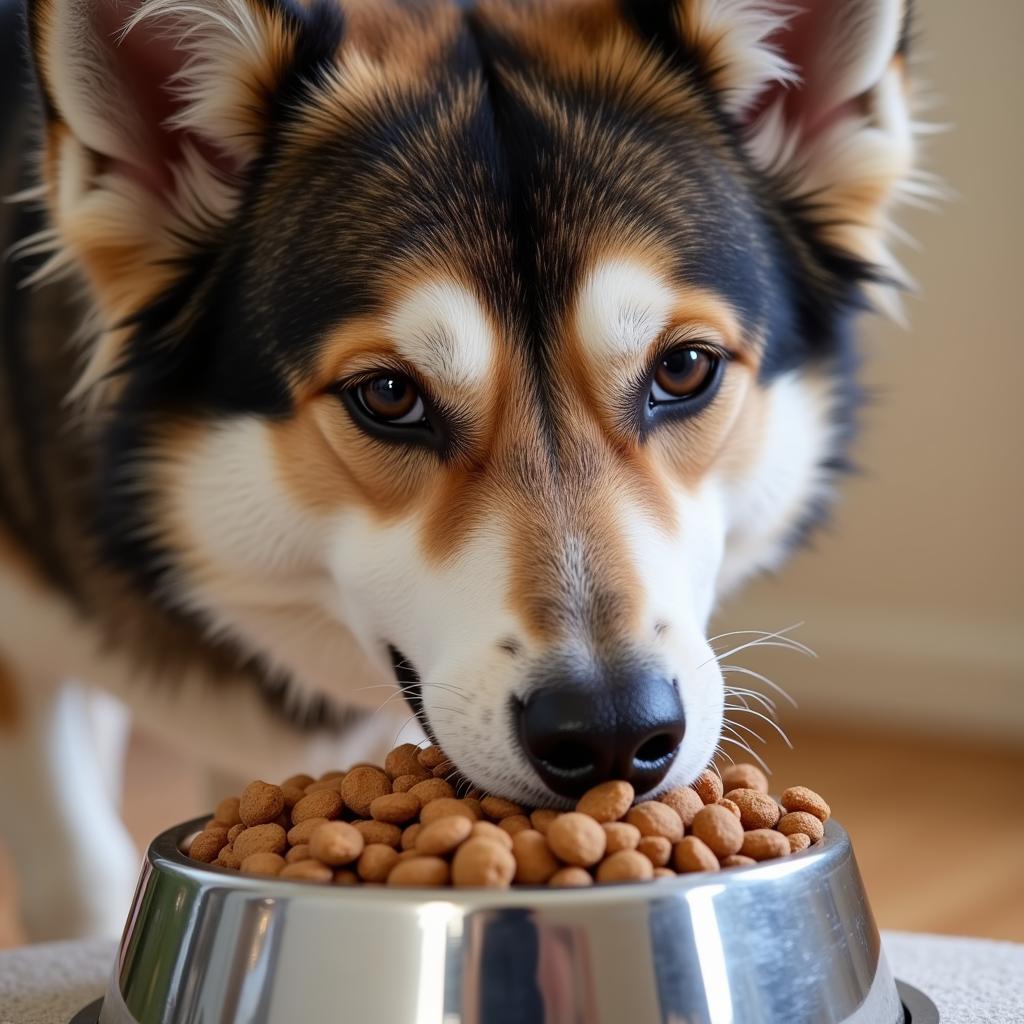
xmin=634 ymin=733 xmax=677 ymax=765
xmin=543 ymin=740 xmax=596 ymax=774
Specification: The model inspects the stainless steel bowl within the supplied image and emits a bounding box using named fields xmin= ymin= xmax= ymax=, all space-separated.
xmin=94 ymin=815 xmax=916 ymax=1024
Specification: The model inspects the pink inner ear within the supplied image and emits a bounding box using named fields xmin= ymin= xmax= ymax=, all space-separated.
xmin=92 ymin=0 xmax=239 ymax=198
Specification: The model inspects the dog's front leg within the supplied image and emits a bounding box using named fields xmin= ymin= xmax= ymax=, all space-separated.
xmin=0 ymin=676 xmax=138 ymax=942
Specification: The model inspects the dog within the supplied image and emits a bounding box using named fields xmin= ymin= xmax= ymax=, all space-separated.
xmin=0 ymin=0 xmax=921 ymax=941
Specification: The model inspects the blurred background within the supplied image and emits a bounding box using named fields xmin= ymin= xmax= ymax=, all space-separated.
xmin=1 ymin=1 xmax=1021 ymax=947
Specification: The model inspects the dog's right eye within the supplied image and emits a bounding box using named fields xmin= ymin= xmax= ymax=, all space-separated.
xmin=355 ymin=375 xmax=425 ymax=425
xmin=337 ymin=372 xmax=448 ymax=452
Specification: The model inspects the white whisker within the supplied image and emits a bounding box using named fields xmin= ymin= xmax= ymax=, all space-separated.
xmin=721 ymin=665 xmax=799 ymax=708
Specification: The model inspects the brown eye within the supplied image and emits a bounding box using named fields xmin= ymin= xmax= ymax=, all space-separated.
xmin=651 ymin=347 xmax=719 ymax=404
xmin=356 ymin=374 xmax=424 ymax=424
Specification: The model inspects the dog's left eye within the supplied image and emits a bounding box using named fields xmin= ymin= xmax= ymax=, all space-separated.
xmin=649 ymin=347 xmax=721 ymax=405
xmin=355 ymin=374 xmax=425 ymax=425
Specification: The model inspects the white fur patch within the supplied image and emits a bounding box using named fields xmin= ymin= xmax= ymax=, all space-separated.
xmin=387 ymin=281 xmax=494 ymax=389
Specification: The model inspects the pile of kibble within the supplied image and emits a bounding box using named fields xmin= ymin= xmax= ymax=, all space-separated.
xmin=186 ymin=744 xmax=830 ymax=888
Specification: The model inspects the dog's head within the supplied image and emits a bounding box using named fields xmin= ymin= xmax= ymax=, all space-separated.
xmin=25 ymin=0 xmax=918 ymax=802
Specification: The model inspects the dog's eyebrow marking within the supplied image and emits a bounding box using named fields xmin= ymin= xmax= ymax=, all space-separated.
xmin=575 ymin=260 xmax=675 ymax=362
xmin=387 ymin=280 xmax=494 ymax=388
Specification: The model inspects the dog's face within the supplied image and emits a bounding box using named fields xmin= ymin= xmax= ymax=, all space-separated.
xmin=27 ymin=0 xmax=916 ymax=802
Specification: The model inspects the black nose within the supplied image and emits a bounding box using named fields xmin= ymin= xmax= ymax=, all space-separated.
xmin=516 ymin=675 xmax=685 ymax=799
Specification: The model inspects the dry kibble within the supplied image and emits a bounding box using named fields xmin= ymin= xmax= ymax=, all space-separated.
xmin=725 ymin=789 xmax=781 ymax=831
xmin=781 ymin=786 xmax=831 ymax=822
xmin=717 ymin=798 xmax=742 ymax=819
xmin=471 ymin=821 xmax=514 ymax=849
xmin=214 ymin=797 xmax=242 ymax=827
xmin=498 ymin=815 xmax=532 ymax=835
xmin=353 ymin=820 xmax=402 ymax=847
xmin=673 ymin=836 xmax=720 ymax=873
xmin=691 ymin=769 xmax=724 ymax=805
xmin=227 ymin=823 xmax=245 ymax=843
xmin=637 ymin=835 xmax=672 ymax=868
xmin=653 ymin=867 xmax=677 ymax=879
xmin=408 ymin=778 xmax=455 ymax=804
xmin=721 ymin=763 xmax=769 ymax=794
xmin=396 ymin=849 xmax=420 ymax=862
xmin=452 ymin=838 xmax=516 ymax=888
xmin=286 ymin=844 xmax=311 ymax=864
xmin=320 ymin=770 xmax=346 ymax=781
xmin=625 ymin=802 xmax=684 ymax=843
xmin=401 ymin=824 xmax=423 ymax=851
xmin=658 ymin=787 xmax=704 ymax=827
xmin=385 ymin=743 xmax=425 ymax=780
xmin=240 ymin=852 xmax=286 ymax=877
xmin=357 ymin=844 xmax=400 ymax=882
xmin=596 ymin=850 xmax=654 ymax=883
xmin=512 ymin=830 xmax=560 ymax=884
xmin=420 ymin=798 xmax=478 ymax=826
xmin=189 ymin=829 xmax=228 ymax=863
xmin=233 ymin=824 xmax=287 ymax=861
xmin=576 ymin=780 xmax=634 ymax=823
xmin=549 ymin=867 xmax=593 ymax=887
xmin=304 ymin=778 xmax=345 ymax=795
xmin=217 ymin=845 xmax=241 ymax=870
xmin=238 ymin=781 xmax=285 ymax=827
xmin=690 ymin=805 xmax=744 ymax=858
xmin=777 ymin=811 xmax=825 ymax=843
xmin=341 ymin=766 xmax=392 ymax=818
xmin=546 ymin=813 xmax=607 ymax=867
xmin=463 ymin=798 xmax=484 ymax=819
xmin=721 ymin=854 xmax=757 ymax=868
xmin=417 ymin=746 xmax=449 ymax=770
xmin=292 ymin=789 xmax=344 ymax=824
xmin=308 ymin=821 xmax=364 ymax=866
xmin=530 ymin=809 xmax=559 ymax=835
xmin=282 ymin=772 xmax=315 ymax=791
xmin=388 ymin=856 xmax=450 ymax=887
xmin=480 ymin=796 xmax=524 ymax=820
xmin=287 ymin=817 xmax=328 ymax=846
xmin=416 ymin=815 xmax=474 ymax=856
xmin=740 ymin=829 xmax=790 ymax=861
xmin=281 ymin=786 xmax=306 ymax=809
xmin=393 ymin=773 xmax=431 ymax=793
xmin=279 ymin=859 xmax=333 ymax=883
xmin=788 ymin=832 xmax=812 ymax=853
xmin=370 ymin=792 xmax=421 ymax=824
xmin=602 ymin=821 xmax=641 ymax=854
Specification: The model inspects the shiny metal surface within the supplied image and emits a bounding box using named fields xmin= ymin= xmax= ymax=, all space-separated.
xmin=100 ymin=815 xmax=904 ymax=1024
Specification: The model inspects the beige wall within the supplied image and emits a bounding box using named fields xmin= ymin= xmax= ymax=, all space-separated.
xmin=714 ymin=0 xmax=1024 ymax=741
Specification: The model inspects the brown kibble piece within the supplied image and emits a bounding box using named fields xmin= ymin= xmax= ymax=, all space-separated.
xmin=653 ymin=867 xmax=677 ymax=879
xmin=576 ymin=780 xmax=634 ymax=823
xmin=740 ymin=829 xmax=790 ymax=861
xmin=498 ymin=815 xmax=532 ymax=835
xmin=420 ymin=798 xmax=478 ymax=826
xmin=341 ymin=766 xmax=392 ymax=817
xmin=354 ymin=820 xmax=402 ymax=847
xmin=625 ymin=802 xmax=684 ymax=843
xmin=463 ymin=798 xmax=484 ymax=819
xmin=319 ymin=770 xmax=346 ymax=781
xmin=189 ymin=829 xmax=228 ymax=863
xmin=717 ymin=798 xmax=742 ymax=819
xmin=233 ymin=823 xmax=287 ymax=860
xmin=281 ymin=786 xmax=306 ymax=809
xmin=408 ymin=778 xmax=455 ymax=804
xmin=546 ymin=813 xmax=607 ymax=867
xmin=512 ymin=830 xmax=560 ymax=884
xmin=304 ymin=778 xmax=345 ymax=795
xmin=309 ymin=821 xmax=364 ymax=866
xmin=281 ymin=772 xmax=315 ymax=791
xmin=292 ymin=789 xmax=344 ymax=824
xmin=370 ymin=792 xmax=421 ymax=824
xmin=286 ymin=844 xmax=311 ymax=864
xmin=401 ymin=823 xmax=423 ymax=850
xmin=602 ymin=822 xmax=641 ymax=854
xmin=781 ymin=786 xmax=831 ymax=822
xmin=637 ymin=835 xmax=672 ymax=868
xmin=279 ymin=859 xmax=333 ymax=883
xmin=385 ymin=743 xmax=425 ymax=780
xmin=721 ymin=763 xmax=769 ymax=794
xmin=777 ymin=811 xmax=825 ymax=843
xmin=725 ymin=788 xmax=781 ymax=831
xmin=690 ymin=805 xmax=744 ymax=857
xmin=287 ymin=817 xmax=328 ymax=846
xmin=227 ymin=824 xmax=246 ymax=843
xmin=721 ymin=854 xmax=757 ymax=868
xmin=357 ymin=844 xmax=400 ymax=883
xmin=334 ymin=869 xmax=359 ymax=885
xmin=530 ymin=809 xmax=559 ymax=835
xmin=673 ymin=836 xmax=720 ymax=873
xmin=216 ymin=845 xmax=241 ymax=870
xmin=393 ymin=772 xmax=431 ymax=793
xmin=788 ymin=832 xmax=812 ymax=853
xmin=480 ymin=796 xmax=524 ymax=820
xmin=388 ymin=856 xmax=450 ymax=886
xmin=240 ymin=852 xmax=285 ymax=877
xmin=214 ymin=797 xmax=242 ymax=827
xmin=549 ymin=867 xmax=593 ymax=887
xmin=596 ymin=850 xmax=654 ymax=883
xmin=472 ymin=821 xmax=514 ymax=849
xmin=658 ymin=787 xmax=704 ymax=827
xmin=416 ymin=815 xmax=474 ymax=856
xmin=452 ymin=838 xmax=516 ymax=888
xmin=239 ymin=781 xmax=285 ymax=827
xmin=691 ymin=769 xmax=724 ymax=805
xmin=417 ymin=745 xmax=448 ymax=769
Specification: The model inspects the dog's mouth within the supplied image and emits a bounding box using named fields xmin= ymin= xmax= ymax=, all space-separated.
xmin=388 ymin=644 xmax=437 ymax=745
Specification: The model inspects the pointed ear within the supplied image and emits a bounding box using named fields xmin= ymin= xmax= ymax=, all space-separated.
xmin=676 ymin=0 xmax=920 ymax=310
xmin=25 ymin=0 xmax=339 ymax=384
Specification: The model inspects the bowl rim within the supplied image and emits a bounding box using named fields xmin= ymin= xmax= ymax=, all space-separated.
xmin=150 ymin=814 xmax=845 ymax=908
